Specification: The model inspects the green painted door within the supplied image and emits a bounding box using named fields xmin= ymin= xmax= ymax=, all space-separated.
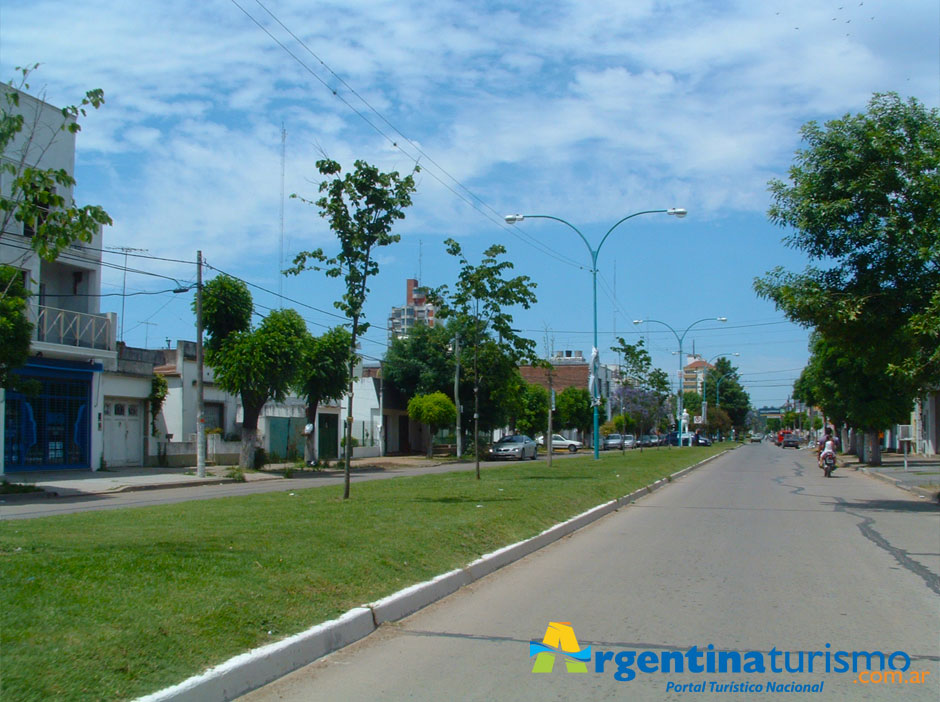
xmin=318 ymin=413 xmax=339 ymax=460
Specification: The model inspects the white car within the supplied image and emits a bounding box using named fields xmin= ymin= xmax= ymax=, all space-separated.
xmin=536 ymin=433 xmax=583 ymax=453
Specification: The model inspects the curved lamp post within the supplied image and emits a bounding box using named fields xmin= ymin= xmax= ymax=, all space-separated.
xmin=633 ymin=317 xmax=727 ymax=445
xmin=506 ymin=208 xmax=687 ymax=459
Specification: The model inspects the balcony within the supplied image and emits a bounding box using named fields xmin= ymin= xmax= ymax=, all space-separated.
xmin=30 ymin=305 xmax=115 ymax=352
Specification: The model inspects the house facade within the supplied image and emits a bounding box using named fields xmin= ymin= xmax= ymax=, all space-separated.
xmin=1 ymin=89 xmax=117 ymax=474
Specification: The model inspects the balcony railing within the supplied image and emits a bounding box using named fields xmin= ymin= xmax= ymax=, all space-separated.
xmin=31 ymin=305 xmax=114 ymax=351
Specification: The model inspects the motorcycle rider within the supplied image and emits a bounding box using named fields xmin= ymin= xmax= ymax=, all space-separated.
xmin=818 ymin=428 xmax=837 ymax=470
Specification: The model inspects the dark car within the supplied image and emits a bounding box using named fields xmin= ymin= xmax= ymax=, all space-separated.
xmin=639 ymin=435 xmax=654 ymax=448
xmin=488 ymin=434 xmax=538 ymax=460
xmin=782 ymin=433 xmax=801 ymax=448
xmin=692 ymin=434 xmax=712 ymax=446
xmin=602 ymin=433 xmax=624 ymax=450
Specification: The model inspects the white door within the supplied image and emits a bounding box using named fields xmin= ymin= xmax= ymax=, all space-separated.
xmin=103 ymin=399 xmax=143 ymax=467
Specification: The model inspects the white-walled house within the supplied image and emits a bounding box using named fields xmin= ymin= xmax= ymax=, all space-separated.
xmin=1 ymin=88 xmax=117 ymax=474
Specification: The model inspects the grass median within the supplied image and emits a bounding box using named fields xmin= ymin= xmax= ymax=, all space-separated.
xmin=1 ymin=444 xmax=729 ymax=701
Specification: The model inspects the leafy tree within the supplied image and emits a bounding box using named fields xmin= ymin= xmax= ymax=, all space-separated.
xmin=0 ymin=266 xmax=31 ymax=388
xmin=766 ymin=417 xmax=782 ymax=432
xmin=755 ymin=93 xmax=939 ymax=459
xmin=704 ymin=357 xmax=750 ymax=430
xmin=288 ymin=158 xmax=417 ymax=498
xmin=1 ymin=67 xmax=112 ymax=384
xmin=407 ymin=391 xmax=457 ymax=458
xmin=432 ymin=238 xmax=538 ymax=478
xmin=705 ymin=406 xmax=732 ymax=436
xmin=200 ymin=275 xmax=307 ymax=468
xmin=556 ymin=386 xmax=592 ymax=439
xmin=383 ymin=321 xmax=454 ymax=399
xmin=295 ymin=326 xmax=352 ymax=464
xmin=513 ymin=382 xmax=549 ymax=438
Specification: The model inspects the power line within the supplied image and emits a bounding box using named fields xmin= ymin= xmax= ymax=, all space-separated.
xmin=229 ymin=0 xmax=586 ymax=271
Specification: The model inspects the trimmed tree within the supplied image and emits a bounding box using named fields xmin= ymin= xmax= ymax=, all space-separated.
xmin=200 ymin=275 xmax=307 ymax=468
xmin=407 ymin=392 xmax=457 ymax=458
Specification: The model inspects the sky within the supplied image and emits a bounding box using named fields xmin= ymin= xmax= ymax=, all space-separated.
xmin=2 ymin=0 xmax=938 ymax=409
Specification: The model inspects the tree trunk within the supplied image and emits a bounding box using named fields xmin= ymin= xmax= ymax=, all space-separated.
xmin=427 ymin=423 xmax=434 ymax=459
xmin=240 ymin=402 xmax=263 ymax=469
xmin=865 ymin=431 xmax=883 ymax=466
xmin=304 ymin=401 xmax=319 ymax=465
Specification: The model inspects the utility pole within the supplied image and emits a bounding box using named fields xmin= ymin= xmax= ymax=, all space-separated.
xmin=474 ymin=298 xmax=480 ymax=479
xmin=453 ymin=332 xmax=462 ymax=458
xmin=547 ymin=364 xmax=554 ymax=467
xmin=195 ymin=250 xmax=206 ymax=478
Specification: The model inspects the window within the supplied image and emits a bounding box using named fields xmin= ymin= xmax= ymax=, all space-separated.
xmin=114 ymin=403 xmax=125 ymax=416
xmin=127 ymin=404 xmax=138 ymax=417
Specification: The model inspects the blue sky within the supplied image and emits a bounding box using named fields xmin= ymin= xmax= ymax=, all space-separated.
xmin=3 ymin=0 xmax=938 ymax=408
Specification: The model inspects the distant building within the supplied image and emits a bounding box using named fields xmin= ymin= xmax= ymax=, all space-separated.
xmin=682 ymin=356 xmax=714 ymax=395
xmin=387 ymin=278 xmax=435 ymax=343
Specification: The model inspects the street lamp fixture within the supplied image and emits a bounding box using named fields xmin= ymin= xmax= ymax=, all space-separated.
xmin=507 ymin=207 xmax=687 ymax=459
xmin=633 ymin=317 xmax=727 ymax=445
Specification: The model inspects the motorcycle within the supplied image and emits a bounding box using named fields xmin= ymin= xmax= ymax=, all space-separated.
xmin=822 ymin=452 xmax=837 ymax=478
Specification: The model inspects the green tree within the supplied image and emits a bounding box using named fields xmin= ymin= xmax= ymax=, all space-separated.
xmin=1 ymin=67 xmax=112 ymax=386
xmin=755 ymin=93 xmax=939 ymax=461
xmin=432 ymin=239 xmax=538 ymax=478
xmin=383 ymin=321 xmax=454 ymax=399
xmin=513 ymin=382 xmax=549 ymax=438
xmin=704 ymin=357 xmax=750 ymax=430
xmin=295 ymin=326 xmax=352 ymax=464
xmin=288 ymin=158 xmax=417 ymax=498
xmin=407 ymin=391 xmax=457 ymax=458
xmin=556 ymin=386 xmax=592 ymax=439
xmin=200 ymin=275 xmax=307 ymax=468
xmin=0 ymin=266 xmax=31 ymax=388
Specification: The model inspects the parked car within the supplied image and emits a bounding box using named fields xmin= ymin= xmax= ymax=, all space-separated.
xmin=537 ymin=433 xmax=583 ymax=452
xmin=638 ymin=435 xmax=654 ymax=448
xmin=488 ymin=434 xmax=538 ymax=460
xmin=692 ymin=434 xmax=712 ymax=446
xmin=749 ymin=433 xmax=762 ymax=443
xmin=665 ymin=431 xmax=694 ymax=446
xmin=602 ymin=433 xmax=624 ymax=450
xmin=622 ymin=434 xmax=637 ymax=449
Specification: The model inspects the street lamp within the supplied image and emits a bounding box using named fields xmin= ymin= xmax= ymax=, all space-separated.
xmin=506 ymin=208 xmax=687 ymax=459
xmin=633 ymin=317 xmax=727 ymax=445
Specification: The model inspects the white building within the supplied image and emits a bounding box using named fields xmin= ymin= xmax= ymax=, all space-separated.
xmin=1 ymin=88 xmax=117 ymax=474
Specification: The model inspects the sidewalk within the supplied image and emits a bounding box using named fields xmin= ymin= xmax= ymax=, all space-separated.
xmin=840 ymin=452 xmax=940 ymax=501
xmin=0 ymin=455 xmax=453 ymax=500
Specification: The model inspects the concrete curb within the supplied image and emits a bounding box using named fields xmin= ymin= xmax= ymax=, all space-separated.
xmin=135 ymin=447 xmax=733 ymax=702
xmin=857 ymin=466 xmax=940 ymax=502
xmin=135 ymin=607 xmax=375 ymax=702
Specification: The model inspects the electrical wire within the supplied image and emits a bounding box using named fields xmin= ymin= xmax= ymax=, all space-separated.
xmin=229 ymin=0 xmax=586 ymax=271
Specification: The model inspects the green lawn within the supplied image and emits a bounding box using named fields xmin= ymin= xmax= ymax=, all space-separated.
xmin=1 ymin=445 xmax=728 ymax=701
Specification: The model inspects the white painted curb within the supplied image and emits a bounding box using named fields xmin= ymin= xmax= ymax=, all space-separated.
xmin=135 ymin=607 xmax=375 ymax=702
xmin=137 ymin=447 xmax=734 ymax=701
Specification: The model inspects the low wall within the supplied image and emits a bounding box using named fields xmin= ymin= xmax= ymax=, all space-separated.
xmin=146 ymin=436 xmax=241 ymax=467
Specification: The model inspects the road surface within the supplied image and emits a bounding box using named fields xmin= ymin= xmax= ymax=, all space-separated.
xmin=239 ymin=442 xmax=940 ymax=701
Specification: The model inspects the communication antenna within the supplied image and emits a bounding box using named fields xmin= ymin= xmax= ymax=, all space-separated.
xmin=279 ymin=123 xmax=286 ymax=306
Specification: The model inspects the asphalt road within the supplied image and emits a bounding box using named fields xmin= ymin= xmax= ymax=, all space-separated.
xmin=238 ymin=442 xmax=940 ymax=702
xmin=0 ymin=451 xmax=585 ymax=520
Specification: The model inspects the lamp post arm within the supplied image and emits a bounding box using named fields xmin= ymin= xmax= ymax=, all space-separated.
xmin=598 ymin=209 xmax=668 ymax=253
xmin=679 ymin=317 xmax=722 ymax=344
xmin=517 ymin=214 xmax=594 ymax=263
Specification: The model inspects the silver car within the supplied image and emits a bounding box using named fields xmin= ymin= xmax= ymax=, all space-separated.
xmin=488 ymin=434 xmax=538 ymax=460
xmin=603 ymin=433 xmax=624 ymax=450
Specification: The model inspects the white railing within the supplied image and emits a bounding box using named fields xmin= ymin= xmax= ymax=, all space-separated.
xmin=32 ymin=305 xmax=113 ymax=351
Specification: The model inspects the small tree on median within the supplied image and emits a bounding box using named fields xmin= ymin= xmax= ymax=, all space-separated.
xmin=288 ymin=158 xmax=417 ymax=498
xmin=407 ymin=392 xmax=457 ymax=458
